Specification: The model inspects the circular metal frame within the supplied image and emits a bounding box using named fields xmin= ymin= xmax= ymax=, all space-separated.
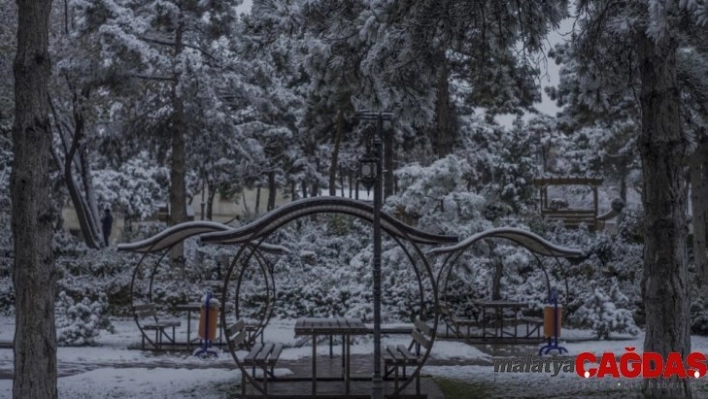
xmin=215 ymin=202 xmax=443 ymax=397
xmin=232 ymin=242 xmax=277 ymax=349
xmin=120 ymin=222 xmax=281 ymax=351
xmin=429 ymin=228 xmax=582 ymax=343
xmin=435 ymin=243 xmax=553 ymax=313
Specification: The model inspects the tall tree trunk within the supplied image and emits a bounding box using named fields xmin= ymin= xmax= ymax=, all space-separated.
xmin=690 ymin=139 xmax=707 ymax=284
xmin=79 ymin=146 xmax=102 ymax=243
xmin=637 ymin=31 xmax=690 ymax=399
xmin=267 ymin=171 xmax=276 ymax=211
xmin=384 ymin=127 xmax=394 ymax=198
xmin=339 ymin=166 xmax=344 ymax=197
xmin=435 ymin=54 xmax=454 ymax=158
xmin=291 ymin=180 xmax=296 ymax=201
xmin=301 ymin=180 xmax=308 ymax=199
xmin=329 ymin=109 xmax=344 ymax=196
xmin=206 ymin=181 xmax=216 ymax=221
xmin=11 ymin=0 xmax=58 ymax=397
xmin=255 ymin=186 xmax=261 ymax=214
xmin=702 ymin=133 xmax=708 ymax=279
xmin=48 ymin=99 xmax=101 ymax=248
xmin=169 ymin=12 xmax=187 ymax=264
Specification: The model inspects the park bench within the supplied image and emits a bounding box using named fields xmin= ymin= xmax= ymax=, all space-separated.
xmin=519 ymin=317 xmax=543 ymax=338
xmin=383 ymin=318 xmax=432 ymax=396
xmin=134 ymin=304 xmax=181 ymax=350
xmin=438 ymin=302 xmax=479 ymax=338
xmin=228 ymin=319 xmax=283 ymax=396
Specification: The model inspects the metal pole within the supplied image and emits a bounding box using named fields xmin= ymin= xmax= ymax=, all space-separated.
xmin=200 ymin=176 xmax=206 ymax=221
xmin=372 ymin=113 xmax=383 ymax=399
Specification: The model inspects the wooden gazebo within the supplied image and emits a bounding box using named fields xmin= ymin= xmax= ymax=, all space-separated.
xmin=533 ymin=177 xmax=609 ymax=231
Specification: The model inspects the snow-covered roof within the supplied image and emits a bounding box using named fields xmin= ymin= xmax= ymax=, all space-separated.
xmin=427 ymin=227 xmax=583 ymax=258
xmin=116 ymin=221 xmax=289 ymax=254
xmin=199 ymin=196 xmax=458 ymax=246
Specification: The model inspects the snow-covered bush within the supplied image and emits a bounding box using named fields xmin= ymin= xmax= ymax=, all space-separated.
xmin=531 ymin=216 xmax=643 ymax=331
xmin=0 ymin=277 xmax=12 ymax=315
xmin=56 ymin=291 xmax=114 ymax=346
xmin=570 ymin=278 xmax=639 ymax=339
xmin=93 ymin=152 xmax=170 ymax=220
xmin=387 ymin=154 xmax=492 ymax=237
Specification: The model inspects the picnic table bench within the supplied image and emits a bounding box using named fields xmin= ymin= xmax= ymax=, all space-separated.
xmin=383 ymin=318 xmax=433 ymax=396
xmin=228 ymin=319 xmax=283 ymax=396
xmin=134 ymin=304 xmax=181 ymax=350
xmin=438 ymin=301 xmax=479 ymax=338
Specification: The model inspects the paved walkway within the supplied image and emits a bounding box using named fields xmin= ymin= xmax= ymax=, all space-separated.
xmin=0 ymin=352 xmax=492 ymax=380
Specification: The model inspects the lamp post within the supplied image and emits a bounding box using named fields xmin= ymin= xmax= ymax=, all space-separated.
xmin=358 ymin=111 xmax=392 ymax=399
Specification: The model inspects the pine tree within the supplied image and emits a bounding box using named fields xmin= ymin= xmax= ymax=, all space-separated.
xmin=11 ymin=0 xmax=58 ymax=397
xmin=568 ymin=1 xmax=708 ymax=396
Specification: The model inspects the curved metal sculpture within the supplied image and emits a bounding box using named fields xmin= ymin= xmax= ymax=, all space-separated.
xmin=199 ymin=197 xmax=458 ymax=246
xmin=118 ymin=221 xmax=288 ymax=351
xmin=200 ymin=197 xmax=456 ymax=397
xmin=428 ymin=227 xmax=583 ymax=341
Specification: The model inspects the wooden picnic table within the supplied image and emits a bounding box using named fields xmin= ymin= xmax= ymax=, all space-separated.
xmin=472 ymin=300 xmax=529 ymax=338
xmin=294 ymin=317 xmax=370 ymax=395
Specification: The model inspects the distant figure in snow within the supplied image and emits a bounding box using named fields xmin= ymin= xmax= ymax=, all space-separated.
xmin=101 ymin=208 xmax=113 ymax=247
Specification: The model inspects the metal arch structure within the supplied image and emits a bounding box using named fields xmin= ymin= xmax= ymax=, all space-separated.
xmin=428 ymin=227 xmax=583 ymax=339
xmin=199 ymin=197 xmax=458 ymax=246
xmin=200 ymin=197 xmax=457 ymax=397
xmin=117 ymin=221 xmax=288 ymax=351
xmin=232 ymin=239 xmax=279 ymax=349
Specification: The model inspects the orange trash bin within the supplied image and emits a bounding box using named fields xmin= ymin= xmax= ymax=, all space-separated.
xmin=543 ymin=305 xmax=562 ymax=338
xmin=198 ymin=299 xmax=220 ymax=341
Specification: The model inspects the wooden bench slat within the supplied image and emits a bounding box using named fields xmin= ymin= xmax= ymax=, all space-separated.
xmin=255 ymin=343 xmax=274 ymax=363
xmin=244 ymin=344 xmax=263 ymax=361
xmin=227 ymin=320 xmax=245 ymax=337
xmin=385 ymin=345 xmax=404 ymax=364
xmin=396 ymin=344 xmax=418 ymax=364
xmin=268 ymin=344 xmax=283 ymax=366
xmin=414 ymin=319 xmax=432 ymax=336
xmin=411 ymin=330 xmax=431 ymax=350
xmin=231 ymin=330 xmax=248 ymax=346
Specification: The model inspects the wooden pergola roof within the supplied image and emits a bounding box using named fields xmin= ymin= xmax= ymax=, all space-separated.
xmin=532 ymin=177 xmax=604 ymax=186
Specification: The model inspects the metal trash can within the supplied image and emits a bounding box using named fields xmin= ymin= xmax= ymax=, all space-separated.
xmin=199 ymin=297 xmax=220 ymax=341
xmin=543 ymin=305 xmax=562 ymax=338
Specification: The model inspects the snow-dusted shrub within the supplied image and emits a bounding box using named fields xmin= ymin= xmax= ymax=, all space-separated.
xmin=56 ymin=291 xmax=114 ymax=346
xmin=0 ymin=277 xmax=13 ymax=315
xmin=56 ymin=246 xmax=141 ymax=315
xmin=690 ymin=287 xmax=708 ymax=336
xmin=93 ymin=152 xmax=169 ymax=221
xmin=531 ymin=217 xmax=643 ymax=327
xmin=53 ymin=229 xmax=90 ymax=258
xmin=569 ymin=279 xmax=639 ymax=338
xmin=121 ymin=221 xmax=168 ymax=244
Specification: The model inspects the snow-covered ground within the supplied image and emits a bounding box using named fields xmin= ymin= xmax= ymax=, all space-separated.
xmin=1 ymin=317 xmax=708 ymax=398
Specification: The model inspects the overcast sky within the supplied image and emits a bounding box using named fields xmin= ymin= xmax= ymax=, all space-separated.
xmin=234 ymin=1 xmax=572 ymax=128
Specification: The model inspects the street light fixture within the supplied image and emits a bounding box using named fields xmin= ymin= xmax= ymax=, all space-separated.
xmin=359 ymin=126 xmax=378 ymax=195
xmin=357 ymin=111 xmax=392 ymax=399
